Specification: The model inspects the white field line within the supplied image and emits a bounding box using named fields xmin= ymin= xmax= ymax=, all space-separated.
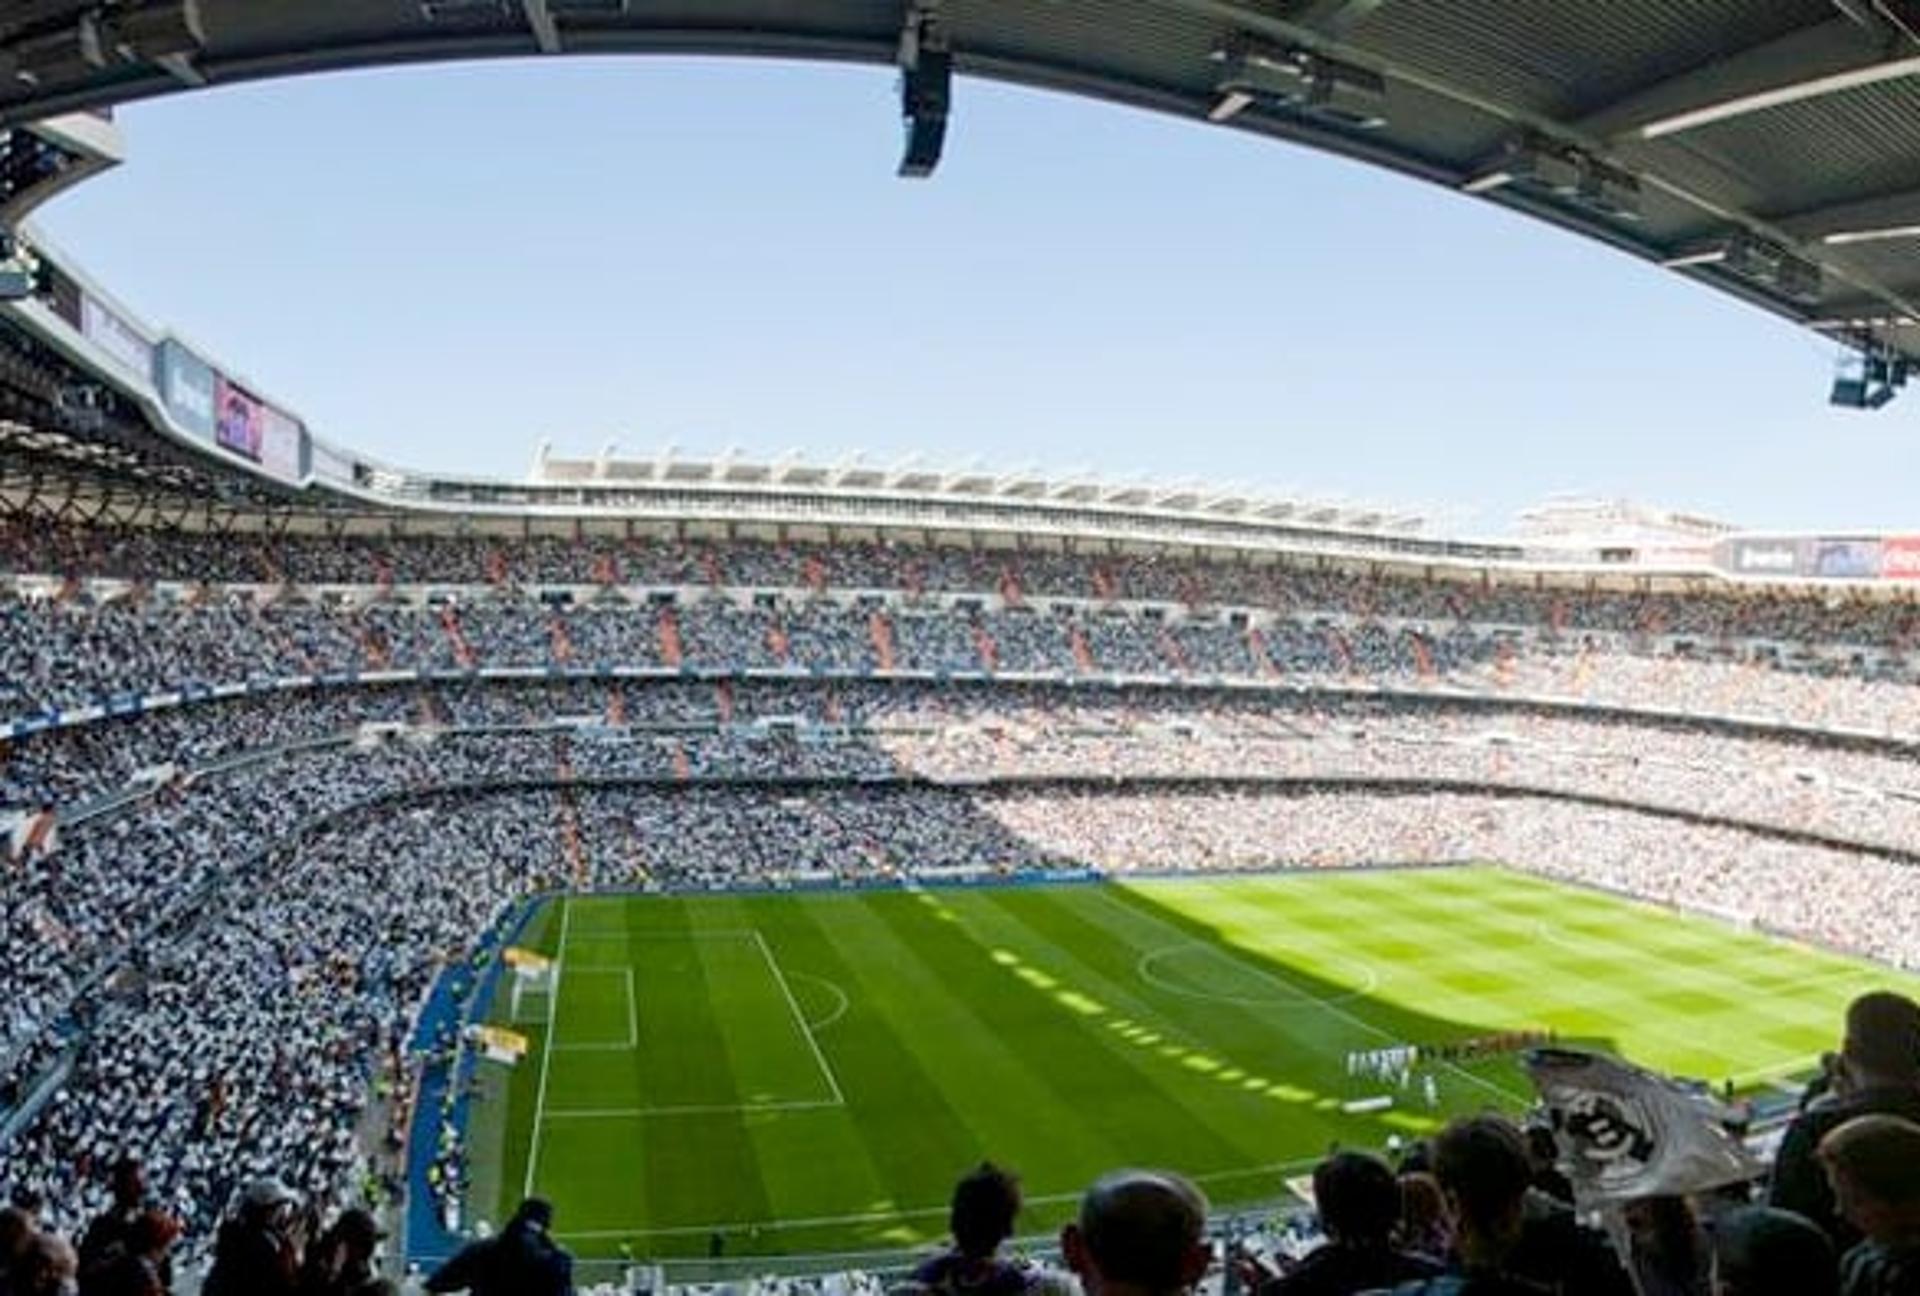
xmin=565 ymin=928 xmax=762 ymax=942
xmin=552 ymin=968 xmax=639 ymax=1052
xmin=751 ymin=928 xmax=847 ymax=1106
xmin=523 ymin=895 xmax=573 ymax=1199
xmin=1088 ymin=888 xmax=1527 ymax=1106
xmin=553 ymin=1153 xmax=1325 ymax=1240
xmin=785 ymin=971 xmax=851 ymax=1032
xmin=543 ymin=1099 xmax=844 ymax=1119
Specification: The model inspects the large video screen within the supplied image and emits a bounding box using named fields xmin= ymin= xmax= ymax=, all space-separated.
xmin=215 ymin=378 xmax=264 ymax=462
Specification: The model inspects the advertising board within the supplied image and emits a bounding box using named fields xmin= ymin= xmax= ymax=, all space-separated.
xmin=1728 ymin=539 xmax=1803 ymax=577
xmin=1810 ymin=538 xmax=1882 ymax=580
xmin=1882 ymin=537 xmax=1920 ymax=580
xmin=153 ymin=339 xmax=217 ymax=441
xmin=79 ymin=294 xmax=154 ymax=380
xmin=260 ymin=403 xmax=303 ymax=482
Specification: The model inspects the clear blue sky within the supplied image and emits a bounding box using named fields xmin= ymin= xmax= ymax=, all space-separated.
xmin=31 ymin=56 xmax=1920 ymax=534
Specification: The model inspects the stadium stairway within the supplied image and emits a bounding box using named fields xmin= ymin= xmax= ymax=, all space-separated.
xmin=1407 ymin=630 xmax=1436 ymax=680
xmin=548 ymin=611 xmax=575 ymax=665
xmin=360 ymin=622 xmax=392 ymax=671
xmin=1247 ymin=625 xmax=1279 ymax=678
xmin=972 ymin=618 xmax=999 ymax=672
xmin=1070 ymin=622 xmax=1097 ymax=674
xmin=438 ymin=606 xmax=477 ymax=670
xmin=658 ymin=607 xmax=684 ymax=668
xmin=1159 ymin=627 xmax=1189 ymax=674
xmin=869 ymin=610 xmax=898 ymax=672
xmin=1326 ymin=626 xmax=1355 ymax=675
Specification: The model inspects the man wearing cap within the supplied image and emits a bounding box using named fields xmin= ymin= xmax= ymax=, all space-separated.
xmin=426 ymin=1197 xmax=573 ymax=1296
xmin=202 ymin=1179 xmax=303 ymax=1296
xmin=1770 ymin=992 xmax=1920 ymax=1249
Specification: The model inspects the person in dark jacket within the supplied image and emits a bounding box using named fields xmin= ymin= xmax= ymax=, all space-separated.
xmin=425 ymin=1197 xmax=573 ymax=1296
xmin=1818 ymin=1114 xmax=1920 ymax=1296
xmin=87 ymin=1211 xmax=179 ymax=1296
xmin=1770 ymin=992 xmax=1920 ymax=1250
xmin=1709 ymin=1206 xmax=1837 ymax=1296
xmin=912 ymin=1163 xmax=1037 ymax=1295
xmin=1258 ymin=1152 xmax=1441 ymax=1295
xmin=78 ymin=1158 xmax=169 ymax=1295
xmin=202 ymin=1179 xmax=303 ymax=1296
xmin=1386 ymin=1115 xmax=1631 ymax=1296
xmin=299 ymin=1209 xmax=396 ymax=1296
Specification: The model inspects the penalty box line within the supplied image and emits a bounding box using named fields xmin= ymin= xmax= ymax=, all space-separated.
xmin=550 ymin=967 xmax=638 ymax=1053
xmin=536 ymin=926 xmax=846 ymax=1122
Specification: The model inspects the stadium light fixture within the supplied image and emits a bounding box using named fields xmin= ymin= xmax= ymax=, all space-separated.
xmin=1207 ymin=91 xmax=1254 ymax=123
xmin=1823 ymin=224 xmax=1920 ymax=245
xmin=897 ymin=3 xmax=951 ymax=178
xmin=1460 ymin=169 xmax=1513 ymax=194
xmin=1209 ymin=39 xmax=1388 ymax=132
xmin=1638 ymin=55 xmax=1920 ymax=140
xmin=1661 ymin=248 xmax=1729 ymax=269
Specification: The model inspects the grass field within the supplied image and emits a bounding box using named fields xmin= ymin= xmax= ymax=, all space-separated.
xmin=472 ymin=866 xmax=1920 ymax=1261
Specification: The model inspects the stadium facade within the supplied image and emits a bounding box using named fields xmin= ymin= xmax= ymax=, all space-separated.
xmin=5 ymin=230 xmax=1920 ymax=590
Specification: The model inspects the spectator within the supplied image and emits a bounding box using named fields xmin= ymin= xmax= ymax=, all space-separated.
xmin=9 ymin=1233 xmax=77 ymax=1296
xmin=77 ymin=1159 xmax=165 ymax=1294
xmin=1394 ymin=1173 xmax=1450 ymax=1263
xmin=202 ymin=1179 xmax=303 ymax=1296
xmin=1059 ymin=1171 xmax=1210 ymax=1296
xmin=911 ymin=1164 xmax=1036 ymax=1296
xmin=86 ymin=1211 xmax=178 ymax=1296
xmin=298 ymin=1208 xmax=395 ymax=1296
xmin=1386 ymin=1115 xmax=1630 ymax=1295
xmin=1256 ymin=1152 xmax=1440 ymax=1294
xmin=1817 ymin=1114 xmax=1920 ymax=1296
xmin=0 ymin=1207 xmax=35 ymax=1294
xmin=1770 ymin=993 xmax=1920 ymax=1248
xmin=1621 ymin=1196 xmax=1708 ymax=1296
xmin=1709 ymin=1206 xmax=1837 ymax=1296
xmin=425 ymin=1197 xmax=572 ymax=1296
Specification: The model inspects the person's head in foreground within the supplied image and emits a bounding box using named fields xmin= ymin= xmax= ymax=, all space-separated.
xmin=950 ymin=1163 xmax=1023 ymax=1259
xmin=1838 ymin=992 xmax=1920 ymax=1095
xmin=108 ymin=1156 xmax=146 ymax=1210
xmin=1818 ymin=1113 xmax=1920 ymax=1244
xmin=14 ymin=1232 xmax=77 ymax=1296
xmin=508 ymin=1197 xmax=556 ymax=1237
xmin=1429 ymin=1115 xmax=1532 ymax=1268
xmin=1709 ymin=1206 xmax=1836 ymax=1296
xmin=1313 ymin=1151 xmax=1401 ymax=1249
xmin=1060 ymin=1170 xmax=1210 ymax=1296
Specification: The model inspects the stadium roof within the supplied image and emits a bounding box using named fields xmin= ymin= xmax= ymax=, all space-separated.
xmin=0 ymin=1 xmax=1915 ymax=380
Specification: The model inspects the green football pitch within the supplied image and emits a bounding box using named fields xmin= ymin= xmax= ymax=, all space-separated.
xmin=470 ymin=866 xmax=1919 ymax=1261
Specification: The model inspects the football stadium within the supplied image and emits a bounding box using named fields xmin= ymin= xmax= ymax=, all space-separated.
xmin=3 ymin=5 xmax=1920 ymax=1296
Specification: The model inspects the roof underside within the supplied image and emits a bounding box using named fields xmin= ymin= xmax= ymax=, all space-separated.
xmin=0 ymin=0 xmax=1913 ymax=369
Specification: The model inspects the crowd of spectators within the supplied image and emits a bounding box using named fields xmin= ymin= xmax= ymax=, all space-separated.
xmin=6 ymin=531 xmax=1920 ymax=1295
xmin=8 ymin=522 xmax=1920 ymax=655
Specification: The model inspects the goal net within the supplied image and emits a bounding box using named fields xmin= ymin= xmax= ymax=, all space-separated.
xmin=504 ymin=947 xmax=558 ymax=1024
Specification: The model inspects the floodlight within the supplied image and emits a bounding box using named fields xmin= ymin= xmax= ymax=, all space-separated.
xmin=898 ymin=47 xmax=950 ymax=178
xmin=1823 ymin=225 xmax=1920 ymax=246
